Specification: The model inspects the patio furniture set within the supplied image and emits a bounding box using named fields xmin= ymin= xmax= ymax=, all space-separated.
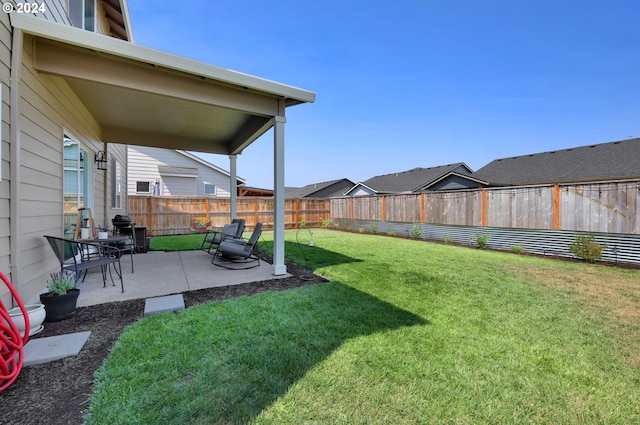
xmin=43 ymin=216 xmax=264 ymax=295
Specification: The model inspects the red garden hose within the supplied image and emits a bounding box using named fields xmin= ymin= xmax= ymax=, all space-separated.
xmin=0 ymin=272 xmax=29 ymax=391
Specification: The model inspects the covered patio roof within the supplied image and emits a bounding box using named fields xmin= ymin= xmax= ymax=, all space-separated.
xmin=11 ymin=13 xmax=315 ymax=155
xmin=10 ymin=13 xmax=316 ymax=276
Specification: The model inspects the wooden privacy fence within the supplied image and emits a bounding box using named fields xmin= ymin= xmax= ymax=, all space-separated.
xmin=128 ymin=196 xmax=331 ymax=235
xmin=330 ymin=180 xmax=640 ymax=234
xmin=128 ymin=180 xmax=640 ymax=236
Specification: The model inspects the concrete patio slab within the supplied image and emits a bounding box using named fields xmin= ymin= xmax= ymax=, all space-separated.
xmin=75 ymin=249 xmax=290 ymax=307
xmin=144 ymin=294 xmax=185 ymax=316
xmin=23 ymin=331 xmax=91 ymax=366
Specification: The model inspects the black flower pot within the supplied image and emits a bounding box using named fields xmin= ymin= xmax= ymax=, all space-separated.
xmin=39 ymin=288 xmax=80 ymax=322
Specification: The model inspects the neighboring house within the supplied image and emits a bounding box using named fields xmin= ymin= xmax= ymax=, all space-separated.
xmin=286 ymin=178 xmax=355 ymax=198
xmin=1 ymin=1 xmax=315 ymax=304
xmin=128 ymin=146 xmax=246 ymax=197
xmin=473 ymin=138 xmax=640 ymax=186
xmin=344 ymin=163 xmax=478 ymax=196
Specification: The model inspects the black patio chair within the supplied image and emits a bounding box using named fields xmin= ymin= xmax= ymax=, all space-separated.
xmin=44 ymin=235 xmax=124 ymax=293
xmin=98 ymin=227 xmax=135 ymax=273
xmin=200 ymin=219 xmax=245 ymax=254
xmin=212 ymin=222 xmax=263 ymax=269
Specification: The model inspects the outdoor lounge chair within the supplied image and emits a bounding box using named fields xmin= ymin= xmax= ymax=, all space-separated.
xmin=200 ymin=219 xmax=245 ymax=254
xmin=212 ymin=222 xmax=263 ymax=269
xmin=44 ymin=235 xmax=124 ymax=293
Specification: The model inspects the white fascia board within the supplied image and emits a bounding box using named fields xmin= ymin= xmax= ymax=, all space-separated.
xmin=119 ymin=0 xmax=134 ymax=42
xmin=177 ymin=150 xmax=247 ymax=185
xmin=343 ymin=182 xmax=378 ymax=196
xmin=10 ymin=14 xmax=316 ymax=104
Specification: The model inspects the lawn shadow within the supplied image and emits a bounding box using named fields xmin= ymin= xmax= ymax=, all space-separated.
xmin=267 ymin=240 xmax=363 ymax=270
xmin=205 ymin=282 xmax=427 ymax=422
xmin=91 ymin=282 xmax=427 ymax=423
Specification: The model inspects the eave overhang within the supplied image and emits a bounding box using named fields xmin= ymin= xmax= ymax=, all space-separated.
xmin=10 ymin=13 xmax=316 ymax=155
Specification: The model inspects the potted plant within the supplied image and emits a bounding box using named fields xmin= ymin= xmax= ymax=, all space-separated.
xmin=39 ymin=270 xmax=80 ymax=321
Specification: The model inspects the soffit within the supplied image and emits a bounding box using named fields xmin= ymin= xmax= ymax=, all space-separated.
xmin=11 ymin=13 xmax=315 ymax=155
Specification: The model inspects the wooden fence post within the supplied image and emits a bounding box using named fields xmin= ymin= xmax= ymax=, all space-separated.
xmin=553 ymin=184 xmax=561 ymax=230
xmin=147 ymin=197 xmax=153 ymax=235
xmin=349 ymin=197 xmax=354 ymax=219
xmin=481 ymin=189 xmax=487 ymax=227
xmin=254 ymin=198 xmax=259 ymax=228
xmin=381 ymin=195 xmax=386 ymax=221
xmin=420 ymin=193 xmax=425 ymax=222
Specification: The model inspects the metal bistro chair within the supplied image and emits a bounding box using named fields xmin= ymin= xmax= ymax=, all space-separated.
xmin=44 ymin=235 xmax=124 ymax=292
xmin=98 ymin=227 xmax=135 ymax=273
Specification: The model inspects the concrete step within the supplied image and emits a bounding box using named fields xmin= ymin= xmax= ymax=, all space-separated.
xmin=144 ymin=294 xmax=185 ymax=316
xmin=23 ymin=331 xmax=91 ymax=367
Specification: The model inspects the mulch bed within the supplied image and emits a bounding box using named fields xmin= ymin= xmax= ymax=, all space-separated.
xmin=0 ymin=262 xmax=326 ymax=425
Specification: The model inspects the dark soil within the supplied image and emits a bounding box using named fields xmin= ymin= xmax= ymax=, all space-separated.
xmin=0 ymin=262 xmax=326 ymax=425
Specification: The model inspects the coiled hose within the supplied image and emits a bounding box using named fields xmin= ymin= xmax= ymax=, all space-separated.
xmin=0 ymin=272 xmax=29 ymax=391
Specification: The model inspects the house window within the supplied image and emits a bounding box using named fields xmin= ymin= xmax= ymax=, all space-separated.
xmin=69 ymin=0 xmax=95 ymax=31
xmin=136 ymin=181 xmax=151 ymax=193
xmin=63 ymin=134 xmax=92 ymax=238
xmin=204 ymin=183 xmax=217 ymax=196
xmin=111 ymin=159 xmax=122 ymax=209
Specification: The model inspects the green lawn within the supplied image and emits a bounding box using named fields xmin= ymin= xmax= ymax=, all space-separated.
xmin=87 ymin=229 xmax=640 ymax=424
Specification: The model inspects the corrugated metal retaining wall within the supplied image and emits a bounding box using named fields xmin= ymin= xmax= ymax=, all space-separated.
xmin=334 ymin=218 xmax=640 ymax=265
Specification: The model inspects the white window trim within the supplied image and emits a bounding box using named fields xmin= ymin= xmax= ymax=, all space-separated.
xmin=204 ymin=182 xmax=217 ymax=196
xmin=63 ymin=129 xmax=93 ymax=210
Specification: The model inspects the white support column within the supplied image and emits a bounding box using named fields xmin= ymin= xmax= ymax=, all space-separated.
xmin=273 ymin=115 xmax=287 ymax=275
xmin=229 ymin=154 xmax=237 ymax=219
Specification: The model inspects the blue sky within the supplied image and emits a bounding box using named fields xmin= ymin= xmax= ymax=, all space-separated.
xmin=128 ymin=0 xmax=640 ymax=189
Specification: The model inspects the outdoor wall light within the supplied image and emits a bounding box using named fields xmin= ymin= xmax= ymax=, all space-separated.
xmin=95 ymin=150 xmax=107 ymax=171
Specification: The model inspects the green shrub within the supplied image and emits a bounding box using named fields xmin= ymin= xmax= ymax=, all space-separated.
xmin=387 ymin=230 xmax=396 ymax=237
xmin=322 ymin=219 xmax=336 ymax=229
xmin=511 ymin=245 xmax=523 ymax=254
xmin=444 ymin=236 xmax=452 ymax=244
xmin=474 ymin=233 xmax=489 ymax=250
xmin=359 ymin=226 xmax=366 ymax=233
xmin=411 ymin=222 xmax=421 ymax=240
xmin=569 ymin=234 xmax=606 ymax=263
xmin=370 ymin=222 xmax=378 ymax=234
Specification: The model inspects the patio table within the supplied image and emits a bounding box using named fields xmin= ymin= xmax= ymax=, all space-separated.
xmin=77 ymin=234 xmax=135 ymax=275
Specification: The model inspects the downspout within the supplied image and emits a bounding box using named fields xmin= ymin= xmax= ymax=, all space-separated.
xmin=9 ymin=28 xmax=23 ymax=304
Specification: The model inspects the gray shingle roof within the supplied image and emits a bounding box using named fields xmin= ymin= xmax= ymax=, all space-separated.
xmin=473 ymin=138 xmax=640 ymax=185
xmin=285 ymin=178 xmax=355 ymax=198
xmin=360 ymin=163 xmax=472 ymax=193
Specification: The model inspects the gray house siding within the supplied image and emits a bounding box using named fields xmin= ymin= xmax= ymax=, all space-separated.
xmin=128 ymin=146 xmax=236 ymax=197
xmin=427 ymin=175 xmax=485 ymax=191
xmin=0 ymin=3 xmax=129 ymax=305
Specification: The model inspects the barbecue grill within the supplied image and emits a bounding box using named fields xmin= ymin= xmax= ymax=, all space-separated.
xmin=112 ymin=214 xmax=134 ymax=232
xmin=111 ymin=215 xmax=148 ymax=253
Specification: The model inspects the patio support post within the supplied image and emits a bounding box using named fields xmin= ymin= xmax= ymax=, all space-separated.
xmin=229 ymin=154 xmax=237 ymax=219
xmin=273 ymin=113 xmax=287 ymax=275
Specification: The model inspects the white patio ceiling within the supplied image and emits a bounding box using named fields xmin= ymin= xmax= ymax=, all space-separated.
xmin=11 ymin=13 xmax=316 ymax=155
